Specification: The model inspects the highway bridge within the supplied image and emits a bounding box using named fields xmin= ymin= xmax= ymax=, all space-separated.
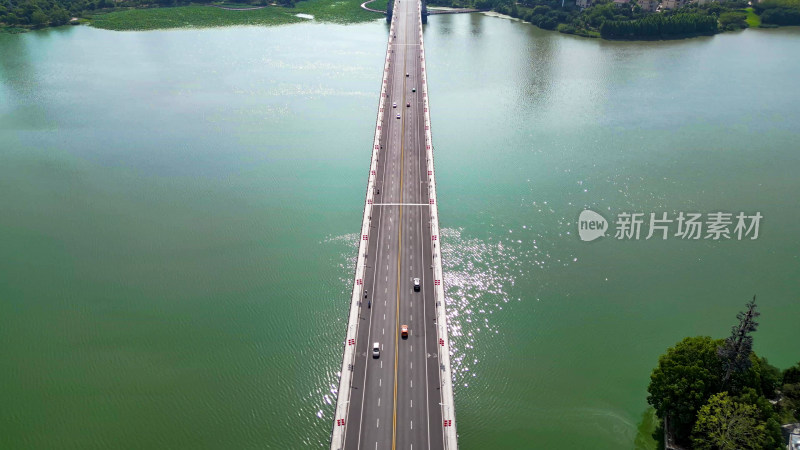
xmin=330 ymin=0 xmax=458 ymax=449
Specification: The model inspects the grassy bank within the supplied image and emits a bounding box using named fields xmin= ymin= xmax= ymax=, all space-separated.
xmin=1 ymin=25 xmax=29 ymax=33
xmin=368 ymin=0 xmax=390 ymax=12
xmin=90 ymin=0 xmax=382 ymax=31
xmin=745 ymin=7 xmax=762 ymax=26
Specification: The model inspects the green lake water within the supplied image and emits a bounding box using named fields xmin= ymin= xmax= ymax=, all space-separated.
xmin=1 ymin=16 xmax=799 ymax=449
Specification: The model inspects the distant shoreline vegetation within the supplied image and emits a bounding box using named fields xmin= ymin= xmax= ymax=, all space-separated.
xmin=431 ymin=0 xmax=800 ymax=39
xmin=0 ymin=0 xmax=383 ymax=32
xmin=1 ymin=0 xmax=798 ymax=34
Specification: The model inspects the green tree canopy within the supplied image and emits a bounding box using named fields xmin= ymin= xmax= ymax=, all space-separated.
xmin=719 ymin=11 xmax=748 ymax=29
xmin=732 ymin=387 xmax=783 ymax=449
xmin=784 ymin=361 xmax=800 ymax=385
xmin=782 ymin=362 xmax=800 ymax=422
xmin=782 ymin=383 xmax=800 ymax=422
xmin=755 ymin=357 xmax=782 ymax=399
xmin=30 ymin=9 xmax=48 ymax=27
xmin=647 ymin=336 xmax=725 ymax=445
xmin=691 ymin=392 xmax=768 ymax=449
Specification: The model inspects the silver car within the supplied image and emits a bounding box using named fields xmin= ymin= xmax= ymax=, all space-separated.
xmin=372 ymin=342 xmax=380 ymax=358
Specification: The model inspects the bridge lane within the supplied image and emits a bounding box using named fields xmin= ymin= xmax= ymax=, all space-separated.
xmin=339 ymin=0 xmax=446 ymax=448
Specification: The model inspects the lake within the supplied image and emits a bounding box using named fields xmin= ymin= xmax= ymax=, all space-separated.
xmin=1 ymin=14 xmax=798 ymax=449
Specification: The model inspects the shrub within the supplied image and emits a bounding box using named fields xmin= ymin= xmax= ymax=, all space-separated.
xmin=557 ymin=22 xmax=576 ymax=32
xmin=31 ymin=10 xmax=48 ymax=26
xmin=761 ymin=6 xmax=800 ymax=24
xmin=719 ymin=10 xmax=747 ymax=28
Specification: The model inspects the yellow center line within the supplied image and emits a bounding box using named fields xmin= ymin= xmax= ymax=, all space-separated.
xmin=392 ymin=3 xmax=409 ymax=450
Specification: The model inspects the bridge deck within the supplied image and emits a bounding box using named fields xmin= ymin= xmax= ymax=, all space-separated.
xmin=330 ymin=1 xmax=457 ymax=449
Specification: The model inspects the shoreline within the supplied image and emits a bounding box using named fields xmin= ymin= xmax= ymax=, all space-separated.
xmin=0 ymin=0 xmax=383 ymax=33
xmin=3 ymin=1 xmax=797 ymax=36
xmin=478 ymin=9 xmax=793 ymax=42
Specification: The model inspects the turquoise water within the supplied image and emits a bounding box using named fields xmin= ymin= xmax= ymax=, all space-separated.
xmin=1 ymin=17 xmax=799 ymax=449
xmin=426 ymin=16 xmax=800 ymax=448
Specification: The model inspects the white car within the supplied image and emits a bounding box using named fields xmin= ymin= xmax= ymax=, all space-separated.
xmin=393 ymin=102 xmax=397 ymax=108
xmin=372 ymin=342 xmax=380 ymax=358
xmin=413 ymin=278 xmax=420 ymax=291
xmin=396 ymin=113 xmax=401 ymax=119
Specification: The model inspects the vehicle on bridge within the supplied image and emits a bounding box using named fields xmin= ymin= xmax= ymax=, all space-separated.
xmin=372 ymin=342 xmax=380 ymax=358
xmin=401 ymin=325 xmax=409 ymax=338
xmin=396 ymin=113 xmax=401 ymax=119
xmin=413 ymin=278 xmax=420 ymax=291
xmin=393 ymin=102 xmax=397 ymax=108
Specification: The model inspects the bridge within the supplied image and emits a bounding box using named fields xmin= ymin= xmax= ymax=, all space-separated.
xmin=364 ymin=0 xmax=476 ymax=20
xmin=387 ymin=0 xmax=428 ymax=22
xmin=329 ymin=0 xmax=458 ymax=449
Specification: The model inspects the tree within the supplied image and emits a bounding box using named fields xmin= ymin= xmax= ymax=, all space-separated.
xmin=719 ymin=11 xmax=748 ymax=29
xmin=50 ymin=7 xmax=70 ymax=25
xmin=782 ymin=362 xmax=800 ymax=422
xmin=782 ymin=382 xmax=800 ymax=422
xmin=761 ymin=6 xmax=800 ymax=25
xmin=784 ymin=361 xmax=800 ymax=385
xmin=647 ymin=336 xmax=725 ymax=445
xmin=725 ymin=353 xmax=782 ymax=399
xmin=756 ymin=357 xmax=781 ymax=399
xmin=532 ymin=4 xmax=551 ymax=14
xmin=733 ymin=387 xmax=783 ymax=449
xmin=30 ymin=9 xmax=48 ymax=27
xmin=717 ymin=296 xmax=759 ymax=387
xmin=692 ymin=392 xmax=769 ymax=450
xmin=599 ymin=12 xmax=717 ymax=38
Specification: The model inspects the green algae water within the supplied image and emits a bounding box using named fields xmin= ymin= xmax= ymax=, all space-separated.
xmin=1 ymin=17 xmax=799 ymax=449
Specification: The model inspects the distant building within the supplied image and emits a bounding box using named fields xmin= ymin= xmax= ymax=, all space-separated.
xmin=638 ymin=0 xmax=659 ymax=11
xmin=661 ymin=0 xmax=686 ymax=8
xmin=576 ymin=0 xmax=592 ymax=8
xmin=613 ymin=0 xmax=631 ymax=4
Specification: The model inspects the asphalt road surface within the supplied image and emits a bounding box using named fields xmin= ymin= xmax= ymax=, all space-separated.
xmin=342 ymin=1 xmax=445 ymax=449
